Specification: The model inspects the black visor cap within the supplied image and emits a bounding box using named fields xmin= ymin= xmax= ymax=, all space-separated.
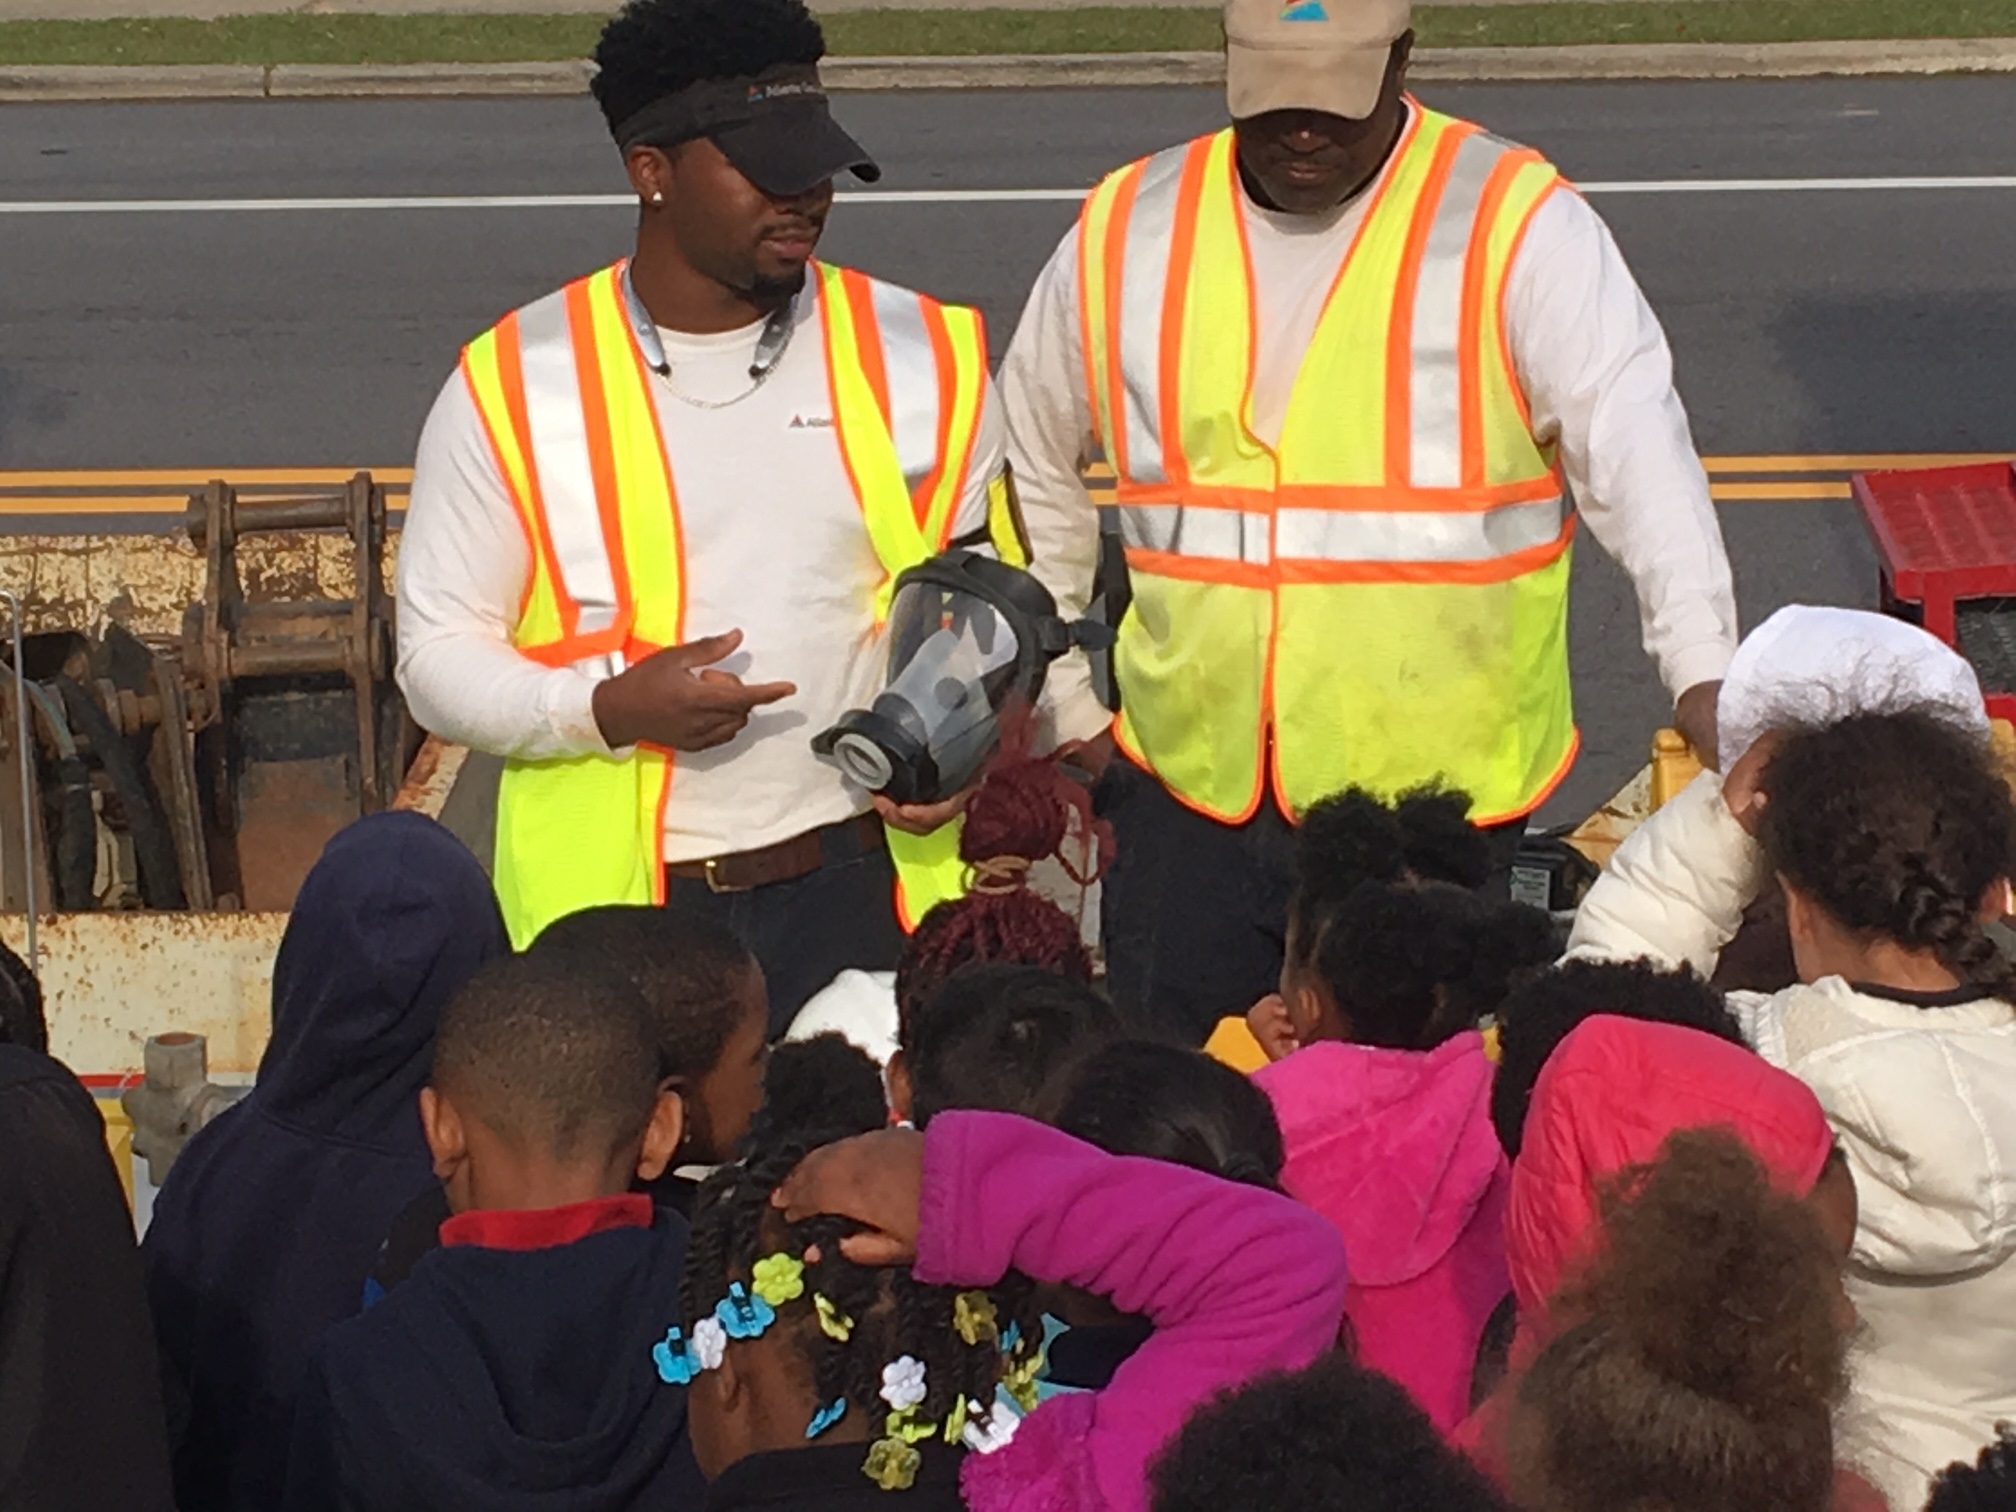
xmin=712 ymin=99 xmax=881 ymax=198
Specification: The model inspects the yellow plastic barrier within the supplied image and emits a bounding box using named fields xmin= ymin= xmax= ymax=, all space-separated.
xmin=97 ymin=1095 xmax=137 ymax=1209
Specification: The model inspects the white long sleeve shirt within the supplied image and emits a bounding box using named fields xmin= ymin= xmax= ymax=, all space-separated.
xmin=396 ymin=282 xmax=1005 ymax=863
xmin=1001 ymin=120 xmax=1739 ymax=748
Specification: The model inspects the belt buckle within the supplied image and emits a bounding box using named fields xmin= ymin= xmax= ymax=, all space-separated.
xmin=702 ymin=856 xmax=750 ymax=896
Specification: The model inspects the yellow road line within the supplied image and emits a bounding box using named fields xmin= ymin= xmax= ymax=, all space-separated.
xmin=1710 ymin=480 xmax=1854 ymax=501
xmin=0 ymin=494 xmax=409 ymax=516
xmin=1705 ymin=453 xmax=2007 ymax=474
xmin=0 ymin=468 xmax=413 ymax=488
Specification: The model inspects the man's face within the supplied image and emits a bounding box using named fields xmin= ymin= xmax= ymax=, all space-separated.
xmin=657 ymin=136 xmax=833 ymax=300
xmin=1232 ymin=40 xmax=1412 ymax=215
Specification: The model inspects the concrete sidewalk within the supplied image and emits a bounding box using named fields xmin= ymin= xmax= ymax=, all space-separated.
xmin=0 ymin=0 xmax=1745 ymax=18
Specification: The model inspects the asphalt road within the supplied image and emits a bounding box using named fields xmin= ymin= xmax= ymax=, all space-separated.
xmin=5 ymin=77 xmax=2016 ymax=819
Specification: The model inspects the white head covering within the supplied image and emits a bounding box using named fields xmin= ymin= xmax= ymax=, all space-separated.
xmin=1716 ymin=605 xmax=1990 ymax=773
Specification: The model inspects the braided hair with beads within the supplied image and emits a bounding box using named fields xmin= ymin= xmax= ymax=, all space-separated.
xmin=1758 ymin=707 xmax=2016 ymax=1003
xmin=680 ymin=1098 xmax=1042 ymax=1488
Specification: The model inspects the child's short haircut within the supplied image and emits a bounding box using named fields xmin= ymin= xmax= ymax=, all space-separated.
xmin=1491 ymin=959 xmax=1744 ymax=1157
xmin=1926 ymin=1428 xmax=2016 ymax=1512
xmin=532 ymin=906 xmax=759 ymax=1081
xmin=1149 ymin=1354 xmax=1508 ymax=1512
xmin=681 ymin=1091 xmax=1038 ymax=1482
xmin=1055 ymin=1039 xmax=1284 ymax=1190
xmin=1510 ymin=1128 xmax=1846 ymax=1512
xmin=432 ymin=953 xmax=660 ymax=1160
xmin=903 ymin=963 xmax=1121 ymax=1130
xmin=1759 ymin=707 xmax=2016 ymax=1003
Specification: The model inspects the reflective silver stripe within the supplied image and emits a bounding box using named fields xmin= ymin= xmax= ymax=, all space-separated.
xmin=866 ymin=277 xmax=942 ymax=498
xmin=1116 ymin=504 xmax=1271 ymax=566
xmin=1409 ymin=129 xmax=1510 ymax=490
xmin=515 ymin=283 xmax=621 ymax=640
xmin=1276 ymin=495 xmax=1565 ymax=564
xmin=1112 ymin=143 xmax=1190 ymax=490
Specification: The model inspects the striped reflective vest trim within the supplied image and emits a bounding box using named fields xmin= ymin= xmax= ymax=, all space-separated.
xmin=1079 ymin=109 xmax=1580 ymax=826
xmin=460 ymin=259 xmax=994 ymax=946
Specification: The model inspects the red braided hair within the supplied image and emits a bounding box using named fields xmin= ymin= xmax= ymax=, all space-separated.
xmin=893 ymin=734 xmax=1111 ymax=1044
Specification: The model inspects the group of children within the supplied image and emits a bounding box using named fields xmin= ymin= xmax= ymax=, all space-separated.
xmin=5 ymin=604 xmax=2016 ymax=1512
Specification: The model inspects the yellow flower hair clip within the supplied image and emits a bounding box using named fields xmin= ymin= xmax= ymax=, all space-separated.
xmin=1002 ymin=1345 xmax=1045 ymax=1413
xmin=885 ymin=1407 xmax=937 ymax=1446
xmin=750 ymin=1252 xmax=806 ymax=1309
xmin=862 ymin=1437 xmax=921 ymax=1492
xmin=814 ymin=1293 xmax=854 ymax=1341
xmin=953 ymin=1291 xmax=999 ymax=1347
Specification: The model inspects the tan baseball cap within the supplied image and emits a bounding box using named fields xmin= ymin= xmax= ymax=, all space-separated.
xmin=1224 ymin=0 xmax=1411 ymax=121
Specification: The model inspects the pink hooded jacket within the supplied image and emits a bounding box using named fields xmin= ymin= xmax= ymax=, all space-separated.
xmin=914 ymin=1111 xmax=1349 ymax=1512
xmin=1454 ymin=1015 xmax=1836 ymax=1477
xmin=1253 ymin=1033 xmax=1509 ymax=1431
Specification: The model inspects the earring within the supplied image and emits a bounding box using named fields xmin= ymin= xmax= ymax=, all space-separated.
xmin=650 ymin=191 xmax=664 ymax=206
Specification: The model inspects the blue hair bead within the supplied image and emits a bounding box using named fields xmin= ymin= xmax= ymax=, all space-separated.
xmin=652 ymin=1328 xmax=698 ymax=1386
xmin=805 ymin=1397 xmax=849 ymax=1440
xmin=717 ymin=1281 xmax=777 ymax=1340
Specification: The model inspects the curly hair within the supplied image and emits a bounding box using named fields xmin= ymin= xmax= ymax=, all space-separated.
xmin=1054 ymin=1039 xmax=1285 ymax=1190
xmin=1295 ymin=784 xmax=1495 ymax=910
xmin=1925 ymin=1427 xmax=2016 ymax=1512
xmin=1490 ymin=959 xmax=1745 ymax=1158
xmin=904 ymin=963 xmax=1121 ymax=1130
xmin=894 ymin=757 xmax=1105 ymax=1041
xmin=1149 ymin=1353 xmax=1509 ymax=1512
xmin=1297 ymin=880 xmax=1556 ymax=1051
xmin=1758 ymin=708 xmax=2016 ymax=1004
xmin=681 ymin=1114 xmax=1040 ymax=1464
xmin=744 ymin=1033 xmax=888 ymax=1154
xmin=1509 ymin=1128 xmax=1848 ymax=1512
xmin=590 ymin=0 xmax=826 ymax=139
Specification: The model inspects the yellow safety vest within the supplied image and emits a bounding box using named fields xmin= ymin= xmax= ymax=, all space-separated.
xmin=460 ymin=259 xmax=1013 ymax=946
xmin=1080 ymin=108 xmax=1578 ymax=827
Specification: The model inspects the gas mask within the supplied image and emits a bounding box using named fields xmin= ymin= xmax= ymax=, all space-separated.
xmin=814 ymin=551 xmax=1107 ymax=805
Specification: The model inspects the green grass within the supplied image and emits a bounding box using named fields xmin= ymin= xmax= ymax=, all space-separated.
xmin=0 ymin=0 xmax=2012 ymax=67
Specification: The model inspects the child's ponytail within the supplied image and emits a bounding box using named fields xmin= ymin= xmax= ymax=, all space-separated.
xmin=1758 ymin=709 xmax=2016 ymax=1004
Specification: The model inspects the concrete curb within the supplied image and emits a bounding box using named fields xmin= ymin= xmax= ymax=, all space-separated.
xmin=5 ymin=36 xmax=2016 ymax=101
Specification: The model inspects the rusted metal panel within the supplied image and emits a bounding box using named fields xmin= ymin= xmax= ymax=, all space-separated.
xmin=0 ymin=912 xmax=285 ymax=1079
xmin=392 ymin=735 xmax=469 ymax=821
xmin=0 ymin=532 xmax=399 ymax=638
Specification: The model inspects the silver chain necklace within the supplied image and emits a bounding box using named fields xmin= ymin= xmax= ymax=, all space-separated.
xmin=623 ymin=264 xmax=797 ymax=411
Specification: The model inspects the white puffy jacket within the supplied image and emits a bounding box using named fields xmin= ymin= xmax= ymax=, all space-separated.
xmin=1569 ymin=773 xmax=2016 ymax=1511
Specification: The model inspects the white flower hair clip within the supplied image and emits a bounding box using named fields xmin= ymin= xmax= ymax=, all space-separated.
xmin=879 ymin=1355 xmax=927 ymax=1411
xmin=690 ymin=1316 xmax=728 ymax=1373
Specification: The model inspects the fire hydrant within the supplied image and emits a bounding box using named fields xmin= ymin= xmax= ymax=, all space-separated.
xmin=122 ymin=1032 xmax=247 ymax=1186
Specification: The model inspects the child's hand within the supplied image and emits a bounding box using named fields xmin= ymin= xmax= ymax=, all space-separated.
xmin=773 ymin=1128 xmax=924 ymax=1267
xmin=1721 ymin=729 xmax=1785 ymax=836
xmin=1247 ymin=993 xmax=1300 ymax=1063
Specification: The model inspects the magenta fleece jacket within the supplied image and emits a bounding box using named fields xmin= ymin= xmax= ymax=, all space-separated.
xmin=914 ymin=1112 xmax=1349 ymax=1512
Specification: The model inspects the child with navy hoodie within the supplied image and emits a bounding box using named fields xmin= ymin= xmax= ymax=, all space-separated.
xmin=283 ymin=949 xmax=695 ymax=1512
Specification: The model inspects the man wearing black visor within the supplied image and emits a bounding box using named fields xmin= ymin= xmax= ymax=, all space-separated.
xmin=398 ymin=0 xmax=1021 ymax=1028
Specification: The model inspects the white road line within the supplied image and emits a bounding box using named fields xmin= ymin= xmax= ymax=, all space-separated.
xmin=2 ymin=177 xmax=2015 ymax=214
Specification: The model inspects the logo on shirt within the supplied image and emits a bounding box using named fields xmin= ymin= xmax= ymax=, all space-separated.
xmin=789 ymin=414 xmax=836 ymax=429
xmin=1279 ymin=0 xmax=1329 ymax=18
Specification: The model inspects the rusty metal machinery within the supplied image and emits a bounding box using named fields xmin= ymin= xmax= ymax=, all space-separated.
xmin=0 ymin=472 xmax=415 ymax=917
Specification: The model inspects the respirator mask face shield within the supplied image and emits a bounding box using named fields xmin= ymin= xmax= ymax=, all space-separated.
xmin=815 ymin=551 xmax=1103 ymax=806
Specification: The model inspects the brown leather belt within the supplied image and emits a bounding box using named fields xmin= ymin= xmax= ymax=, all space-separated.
xmin=665 ymin=811 xmax=885 ymax=895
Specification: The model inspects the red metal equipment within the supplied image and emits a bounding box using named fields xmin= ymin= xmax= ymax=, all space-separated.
xmin=1853 ymin=461 xmax=2016 ymax=723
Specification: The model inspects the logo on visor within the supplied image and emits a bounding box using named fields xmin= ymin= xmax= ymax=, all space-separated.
xmin=1279 ymin=0 xmax=1330 ymax=17
xmin=747 ymin=79 xmax=823 ymax=103
xmin=789 ymin=414 xmax=836 ymax=429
